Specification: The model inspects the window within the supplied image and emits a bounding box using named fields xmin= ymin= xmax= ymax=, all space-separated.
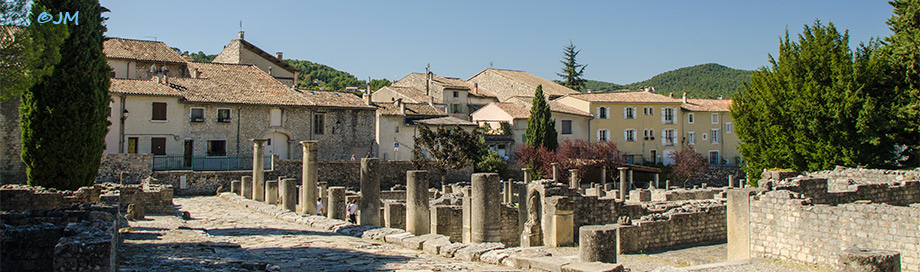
xmin=453 ymin=91 xmax=459 ymax=97
xmin=662 ymin=107 xmax=675 ymax=124
xmin=711 ymin=129 xmax=720 ymax=144
xmin=270 ymin=108 xmax=282 ymax=127
xmin=151 ymin=137 xmax=166 ymax=155
xmin=598 ymin=129 xmax=609 ymax=142
xmin=662 ymin=129 xmax=676 ymax=146
xmin=712 ymin=113 xmax=719 ymax=124
xmin=688 ymin=113 xmax=695 ymax=124
xmin=624 ymin=107 xmax=636 ymax=119
xmin=702 ymin=133 xmax=708 ymax=141
xmin=725 ymin=122 xmax=733 ymax=133
xmin=647 ymin=107 xmax=654 ymax=115
xmin=624 ymin=129 xmax=636 ymax=142
xmin=561 ymin=120 xmax=572 ymax=135
xmin=650 ymin=150 xmax=657 ymax=164
xmin=207 ymin=140 xmax=227 ymax=156
xmin=127 ymin=137 xmax=138 ymax=154
xmin=709 ymin=151 xmax=721 ymax=165
xmin=217 ymin=108 xmax=231 ymax=123
xmin=688 ymin=132 xmax=696 ymax=145
xmin=598 ymin=107 xmax=609 ymax=119
xmin=313 ymin=113 xmax=325 ymax=135
xmin=190 ymin=107 xmax=204 ymax=123
xmin=152 ymin=102 xmax=167 ymax=121
xmin=643 ymin=107 xmax=648 ymax=115
xmin=395 ymin=126 xmax=400 ymax=133
xmin=649 ymin=129 xmax=655 ymax=138
xmin=451 ymin=104 xmax=463 ymax=113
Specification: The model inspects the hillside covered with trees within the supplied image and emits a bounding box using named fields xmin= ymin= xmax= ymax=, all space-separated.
xmin=585 ymin=63 xmax=752 ymax=98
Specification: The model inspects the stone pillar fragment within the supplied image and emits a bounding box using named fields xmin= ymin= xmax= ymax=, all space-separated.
xmin=327 ymin=186 xmax=346 ymax=220
xmin=728 ymin=175 xmax=735 ymax=188
xmin=569 ymin=169 xmax=579 ymax=189
xmin=359 ymin=158 xmax=381 ymax=226
xmin=551 ymin=163 xmax=559 ymax=182
xmin=594 ymin=184 xmax=604 ymax=197
xmin=654 ymin=173 xmax=660 ymax=189
xmin=300 ymin=141 xmax=318 ymax=215
xmin=231 ymin=180 xmax=241 ymax=195
xmin=280 ymin=178 xmax=296 ymax=212
xmin=618 ymin=167 xmax=628 ymax=200
xmin=406 ymin=170 xmax=430 ymax=235
xmin=252 ymin=139 xmax=267 ymax=202
xmin=241 ymin=176 xmax=253 ymax=199
xmin=462 ymin=186 xmax=471 ymax=243
xmin=628 ymin=170 xmax=633 ymax=191
xmin=579 ymin=225 xmax=618 ymax=263
xmin=543 ymin=196 xmax=574 ymax=247
xmin=265 ymin=179 xmax=279 ymax=204
xmin=503 ymin=179 xmax=514 ymax=204
xmin=522 ymin=168 xmax=532 ymax=183
xmin=839 ymin=248 xmax=901 ymax=272
xmin=318 ymin=181 xmax=328 ymax=212
xmin=601 ymin=166 xmax=607 ymax=188
xmin=666 ymin=180 xmax=671 ymax=190
xmin=470 ymin=173 xmax=501 ymax=243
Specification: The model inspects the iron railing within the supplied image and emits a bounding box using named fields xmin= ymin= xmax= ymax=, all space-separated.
xmin=152 ymin=155 xmax=271 ymax=171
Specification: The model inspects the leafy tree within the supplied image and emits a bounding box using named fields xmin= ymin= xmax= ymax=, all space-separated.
xmin=884 ymin=0 xmax=920 ymax=167
xmin=554 ymin=139 xmax=621 ymax=183
xmin=557 ymin=41 xmax=587 ymax=91
xmin=368 ymin=78 xmax=392 ymax=92
xmin=20 ymin=0 xmax=111 ymax=190
xmin=524 ymin=85 xmax=558 ymax=150
xmin=514 ymin=144 xmax=555 ymax=179
xmin=412 ymin=125 xmax=482 ymax=187
xmin=475 ymin=150 xmax=507 ymax=178
xmin=731 ymin=21 xmax=901 ymax=179
xmin=668 ymin=145 xmax=708 ymax=188
xmin=1 ymin=1 xmax=68 ymax=101
xmin=624 ymin=63 xmax=753 ymax=98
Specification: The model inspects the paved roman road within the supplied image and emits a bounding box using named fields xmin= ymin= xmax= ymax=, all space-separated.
xmin=119 ymin=196 xmax=507 ymax=272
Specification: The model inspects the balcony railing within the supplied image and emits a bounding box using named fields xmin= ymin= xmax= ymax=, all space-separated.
xmin=153 ymin=155 xmax=271 ymax=171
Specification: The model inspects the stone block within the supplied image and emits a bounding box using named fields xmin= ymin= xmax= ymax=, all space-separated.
xmin=439 ymin=243 xmax=473 ymax=258
xmin=579 ymin=225 xmax=618 ymax=263
xmin=528 ymin=256 xmax=577 ymax=272
xmin=561 ymin=262 xmax=625 ymax=272
xmin=453 ymin=242 xmax=504 ymax=262
xmin=383 ymin=232 xmax=414 ymax=244
xmin=422 ymin=235 xmax=452 ymax=255
xmin=383 ymin=201 xmax=405 ymax=230
xmin=839 ymin=248 xmax=901 ymax=272
xmin=401 ymin=233 xmax=444 ymax=250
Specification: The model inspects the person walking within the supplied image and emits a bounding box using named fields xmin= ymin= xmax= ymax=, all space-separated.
xmin=316 ymin=197 xmax=324 ymax=216
xmin=346 ymin=200 xmax=358 ymax=223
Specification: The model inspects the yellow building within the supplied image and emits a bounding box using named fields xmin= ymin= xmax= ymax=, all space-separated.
xmin=680 ymin=98 xmax=739 ymax=165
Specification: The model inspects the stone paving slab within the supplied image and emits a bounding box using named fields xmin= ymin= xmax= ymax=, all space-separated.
xmin=455 ymin=242 xmax=505 ymax=262
xmin=561 ymin=262 xmax=625 ymax=272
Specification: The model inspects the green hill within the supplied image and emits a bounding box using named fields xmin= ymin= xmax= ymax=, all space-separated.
xmin=585 ymin=80 xmax=626 ymax=92
xmin=589 ymin=63 xmax=752 ymax=99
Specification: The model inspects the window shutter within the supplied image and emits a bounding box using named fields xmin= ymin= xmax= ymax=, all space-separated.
xmin=661 ymin=129 xmax=666 ymax=145
xmin=623 ymin=129 xmax=628 ymax=141
xmin=623 ymin=107 xmax=627 ymax=119
xmin=661 ymin=108 xmax=666 ymax=123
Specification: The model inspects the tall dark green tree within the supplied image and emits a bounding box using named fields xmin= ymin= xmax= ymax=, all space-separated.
xmin=525 ymin=85 xmax=558 ymax=150
xmin=20 ymin=0 xmax=111 ymax=190
xmin=557 ymin=41 xmax=587 ymax=91
xmin=731 ymin=21 xmax=901 ymax=178
xmin=884 ymin=0 xmax=920 ymax=167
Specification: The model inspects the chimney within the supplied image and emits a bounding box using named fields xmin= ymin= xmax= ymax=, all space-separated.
xmin=238 ymin=31 xmax=244 ymax=39
xmin=364 ymin=89 xmax=373 ymax=105
xmin=425 ymin=64 xmax=431 ymax=96
xmin=275 ymin=52 xmax=283 ymax=60
xmin=160 ymin=66 xmax=168 ymax=84
xmin=668 ymin=92 xmax=673 ymax=98
xmin=682 ymin=92 xmax=687 ymax=103
xmin=396 ymin=98 xmax=405 ymax=115
xmin=428 ymin=96 xmax=434 ymax=107
xmin=193 ymin=68 xmax=201 ymax=79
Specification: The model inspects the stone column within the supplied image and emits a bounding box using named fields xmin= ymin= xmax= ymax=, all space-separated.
xmin=594 ymin=183 xmax=604 ymax=197
xmin=300 ymin=140 xmax=319 ymax=215
xmin=241 ymin=176 xmax=253 ymax=199
xmin=252 ymin=139 xmax=268 ymax=202
xmin=461 ymin=186 xmax=472 ymax=243
xmin=569 ymin=169 xmax=579 ymax=189
xmin=406 ymin=170 xmax=430 ymax=235
xmin=280 ymin=178 xmax=296 ymax=212
xmin=470 ymin=173 xmax=501 ymax=243
xmin=579 ymin=225 xmax=618 ymax=263
xmin=666 ymin=180 xmax=671 ymax=190
xmin=522 ymin=168 xmax=532 ymax=183
xmin=327 ymin=186 xmax=346 ymax=220
xmin=551 ymin=163 xmax=559 ymax=182
xmin=231 ymin=180 xmax=241 ymax=195
xmin=503 ymin=178 xmax=515 ymax=204
xmin=728 ymin=175 xmax=735 ymax=188
xmin=265 ymin=179 xmax=279 ymax=205
xmin=359 ymin=158 xmax=381 ymax=226
xmin=601 ymin=166 xmax=607 ymax=188
xmin=654 ymin=173 xmax=660 ymax=189
xmin=318 ymin=181 xmax=328 ymax=213
xmin=628 ymin=170 xmax=633 ymax=191
xmin=618 ymin=167 xmax=628 ymax=200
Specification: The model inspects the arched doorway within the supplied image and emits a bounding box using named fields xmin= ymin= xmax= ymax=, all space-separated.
xmin=263 ymin=132 xmax=289 ymax=160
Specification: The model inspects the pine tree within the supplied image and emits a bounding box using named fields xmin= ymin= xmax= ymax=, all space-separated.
xmin=525 ymin=85 xmax=558 ymax=150
xmin=557 ymin=41 xmax=587 ymax=91
xmin=884 ymin=0 xmax=920 ymax=167
xmin=20 ymin=0 xmax=111 ymax=190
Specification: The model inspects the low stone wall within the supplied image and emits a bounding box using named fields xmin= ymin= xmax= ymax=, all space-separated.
xmin=0 ymin=204 xmax=119 ymax=272
xmin=748 ymin=190 xmax=920 ymax=272
xmin=1 ymin=184 xmax=103 ymax=211
xmin=620 ymin=205 xmax=726 ymax=253
xmin=150 ymin=170 xmax=248 ymax=196
xmin=500 ymin=205 xmax=519 ymax=247
xmin=651 ymin=188 xmax=723 ymax=202
xmin=807 ymin=166 xmax=920 ymax=192
xmin=96 ymin=153 xmax=153 ymax=184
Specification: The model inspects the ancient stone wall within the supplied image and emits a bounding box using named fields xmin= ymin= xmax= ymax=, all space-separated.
xmin=500 ymin=204 xmax=519 ymax=246
xmin=749 ymin=189 xmax=920 ymax=272
xmin=625 ymin=205 xmax=726 ymax=252
xmin=0 ymin=96 xmax=25 ymax=184
xmin=96 ymin=153 xmax=153 ymax=184
xmin=804 ymin=166 xmax=920 ymax=192
xmin=650 ymin=188 xmax=722 ymax=202
xmin=273 ymin=160 xmax=474 ymax=191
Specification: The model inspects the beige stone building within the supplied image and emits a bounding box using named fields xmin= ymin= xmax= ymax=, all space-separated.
xmin=374 ymin=99 xmax=476 ymax=161
xmin=377 ymin=72 xmax=498 ymax=121
xmin=212 ymin=31 xmax=298 ymax=87
xmin=470 ymin=97 xmax=592 ymax=159
xmin=104 ymin=37 xmax=375 ymax=169
xmin=680 ymin=97 xmax=739 ymax=165
xmin=467 ymin=68 xmax=580 ymax=101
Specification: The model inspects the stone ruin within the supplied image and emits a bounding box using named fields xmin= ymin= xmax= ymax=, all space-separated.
xmin=0 ymin=179 xmax=174 ymax=272
xmin=729 ymin=166 xmax=920 ymax=272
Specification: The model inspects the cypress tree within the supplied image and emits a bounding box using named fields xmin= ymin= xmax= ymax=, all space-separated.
xmin=20 ymin=0 xmax=111 ymax=190
xmin=525 ymin=85 xmax=558 ymax=150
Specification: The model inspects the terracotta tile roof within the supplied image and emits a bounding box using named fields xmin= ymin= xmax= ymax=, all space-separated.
xmin=566 ymin=91 xmax=682 ymax=103
xmin=103 ymin=38 xmax=186 ymax=64
xmin=169 ymin=62 xmax=371 ymax=109
xmin=109 ymin=78 xmax=182 ymax=97
xmin=413 ymin=116 xmax=476 ymax=126
xmin=505 ymin=96 xmax=592 ymax=117
xmin=681 ymin=98 xmax=732 ymax=112
xmin=212 ymin=39 xmax=297 ymax=73
xmin=471 ymin=68 xmax=580 ymax=97
xmin=399 ymin=73 xmax=497 ymax=98
xmin=376 ymin=102 xmax=446 ymax=117
xmin=491 ymin=102 xmax=531 ymax=119
xmin=375 ymin=86 xmax=442 ymax=104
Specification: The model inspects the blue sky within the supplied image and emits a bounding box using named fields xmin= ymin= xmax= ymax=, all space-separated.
xmin=100 ymin=0 xmax=895 ymax=84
